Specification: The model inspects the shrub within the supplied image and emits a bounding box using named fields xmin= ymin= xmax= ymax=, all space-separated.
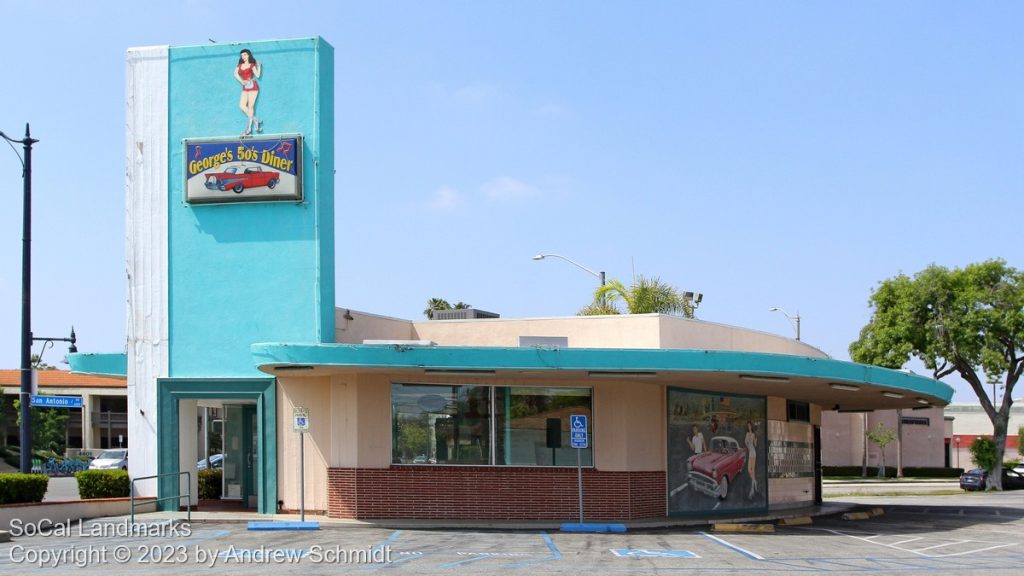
xmin=75 ymin=470 xmax=130 ymax=499
xmin=969 ymin=437 xmax=997 ymax=471
xmin=0 ymin=473 xmax=49 ymax=504
xmin=901 ymin=467 xmax=964 ymax=478
xmin=198 ymin=470 xmax=222 ymax=500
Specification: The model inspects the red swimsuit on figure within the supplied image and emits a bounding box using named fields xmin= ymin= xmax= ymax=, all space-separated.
xmin=238 ymin=65 xmax=259 ymax=91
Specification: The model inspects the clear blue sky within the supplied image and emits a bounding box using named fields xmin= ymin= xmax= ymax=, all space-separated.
xmin=1 ymin=2 xmax=1020 ymax=402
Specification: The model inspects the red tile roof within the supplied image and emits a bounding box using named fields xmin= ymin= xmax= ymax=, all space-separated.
xmin=0 ymin=369 xmax=126 ymax=388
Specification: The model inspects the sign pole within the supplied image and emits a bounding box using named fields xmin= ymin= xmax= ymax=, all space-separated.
xmin=577 ymin=445 xmax=583 ymax=524
xmin=570 ymin=414 xmax=588 ymax=525
xmin=300 ymin=431 xmax=305 ymax=522
xmin=293 ymin=406 xmax=310 ymax=522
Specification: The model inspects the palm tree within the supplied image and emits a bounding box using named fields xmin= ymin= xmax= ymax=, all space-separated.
xmin=580 ymin=276 xmax=693 ymax=318
xmin=424 ymin=298 xmax=451 ymax=319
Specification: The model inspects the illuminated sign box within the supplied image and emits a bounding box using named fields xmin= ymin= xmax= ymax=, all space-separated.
xmin=184 ymin=135 xmax=303 ymax=204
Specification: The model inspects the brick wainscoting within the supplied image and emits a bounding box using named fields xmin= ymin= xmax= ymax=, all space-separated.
xmin=327 ymin=467 xmax=665 ymax=520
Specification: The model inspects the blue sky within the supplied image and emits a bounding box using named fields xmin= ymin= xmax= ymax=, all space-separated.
xmin=1 ymin=2 xmax=1020 ymax=402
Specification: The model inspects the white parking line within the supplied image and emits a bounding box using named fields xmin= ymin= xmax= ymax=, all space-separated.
xmin=803 ymin=528 xmax=1018 ymax=559
xmin=889 ymin=537 xmax=923 ymax=546
xmin=698 ymin=532 xmax=764 ymax=560
xmin=912 ymin=541 xmax=968 ymax=552
xmin=935 ymin=543 xmax=1016 ymax=557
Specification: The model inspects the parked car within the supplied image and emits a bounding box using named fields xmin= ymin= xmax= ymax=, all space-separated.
xmin=204 ymin=165 xmax=279 ymax=193
xmin=686 ymin=436 xmax=747 ymax=499
xmin=197 ymin=453 xmax=224 ymax=471
xmin=960 ymin=467 xmax=1024 ymax=491
xmin=89 ymin=449 xmax=128 ymax=471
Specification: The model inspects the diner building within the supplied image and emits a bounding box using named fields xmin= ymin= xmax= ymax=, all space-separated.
xmin=70 ymin=36 xmax=953 ymax=522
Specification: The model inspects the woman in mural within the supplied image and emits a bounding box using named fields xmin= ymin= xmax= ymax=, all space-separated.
xmin=234 ymin=49 xmax=262 ymax=136
xmin=745 ymin=420 xmax=758 ymax=498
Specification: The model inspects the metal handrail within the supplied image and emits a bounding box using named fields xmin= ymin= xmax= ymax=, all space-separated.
xmin=130 ymin=471 xmax=191 ymax=524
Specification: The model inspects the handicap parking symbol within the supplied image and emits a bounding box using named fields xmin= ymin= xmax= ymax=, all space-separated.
xmin=611 ymin=549 xmax=700 ymax=558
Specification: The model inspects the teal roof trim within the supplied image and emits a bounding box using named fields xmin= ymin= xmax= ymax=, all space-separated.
xmin=68 ymin=353 xmax=128 ymax=378
xmin=251 ymin=343 xmax=953 ymax=404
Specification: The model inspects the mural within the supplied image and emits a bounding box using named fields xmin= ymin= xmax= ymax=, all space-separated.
xmin=667 ymin=388 xmax=766 ymax=515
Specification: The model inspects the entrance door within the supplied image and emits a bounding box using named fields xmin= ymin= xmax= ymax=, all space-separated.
xmin=222 ymin=403 xmax=258 ymax=508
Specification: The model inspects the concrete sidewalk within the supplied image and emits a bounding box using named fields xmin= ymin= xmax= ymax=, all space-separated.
xmin=823 ymin=478 xmax=960 ymax=495
xmin=110 ymin=500 xmax=857 ymax=531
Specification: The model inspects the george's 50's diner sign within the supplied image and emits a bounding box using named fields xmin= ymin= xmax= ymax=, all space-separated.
xmin=184 ymin=135 xmax=303 ymax=204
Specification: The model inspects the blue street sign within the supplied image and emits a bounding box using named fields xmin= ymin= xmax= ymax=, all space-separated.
xmin=30 ymin=395 xmax=83 ymax=408
xmin=570 ymin=415 xmax=588 ymax=449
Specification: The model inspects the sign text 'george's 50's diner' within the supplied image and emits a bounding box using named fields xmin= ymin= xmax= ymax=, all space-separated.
xmin=185 ymin=135 xmax=303 ymax=204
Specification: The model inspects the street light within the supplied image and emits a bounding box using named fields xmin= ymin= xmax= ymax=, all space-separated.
xmin=769 ymin=306 xmax=801 ymax=341
xmin=532 ymin=253 xmax=605 ymax=286
xmin=2 ymin=124 xmax=39 ymax=474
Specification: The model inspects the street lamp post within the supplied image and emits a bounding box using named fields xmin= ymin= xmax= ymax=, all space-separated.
xmin=769 ymin=306 xmax=801 ymax=341
xmin=2 ymin=124 xmax=39 ymax=474
xmin=532 ymin=253 xmax=605 ymax=286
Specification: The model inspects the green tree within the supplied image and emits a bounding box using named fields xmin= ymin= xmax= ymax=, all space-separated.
xmin=1019 ymin=425 xmax=1024 ymax=459
xmin=13 ymin=397 xmax=68 ymax=455
xmin=31 ymin=354 xmax=57 ymax=370
xmin=424 ymin=298 xmax=451 ymax=319
xmin=849 ymin=260 xmax=1023 ymax=490
xmin=968 ymin=437 xmax=997 ymax=475
xmin=580 ymin=276 xmax=694 ymax=317
xmin=865 ymin=422 xmax=896 ymax=478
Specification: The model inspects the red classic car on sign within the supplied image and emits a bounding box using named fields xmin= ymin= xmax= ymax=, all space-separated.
xmin=204 ymin=165 xmax=280 ymax=194
xmin=686 ymin=436 xmax=747 ymax=499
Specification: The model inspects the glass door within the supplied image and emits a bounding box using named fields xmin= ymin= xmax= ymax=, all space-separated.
xmin=222 ymin=405 xmax=244 ymax=500
xmin=244 ymin=405 xmax=258 ymax=508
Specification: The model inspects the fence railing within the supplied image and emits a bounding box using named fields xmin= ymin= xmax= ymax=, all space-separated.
xmin=130 ymin=471 xmax=191 ymax=524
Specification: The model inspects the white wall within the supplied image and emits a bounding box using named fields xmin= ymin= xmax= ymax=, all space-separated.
xmin=125 ymin=45 xmax=169 ymax=497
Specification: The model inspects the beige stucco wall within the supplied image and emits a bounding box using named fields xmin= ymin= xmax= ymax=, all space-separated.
xmin=413 ymin=315 xmax=664 ymax=349
xmin=277 ymin=377 xmax=332 ymax=512
xmin=593 ymin=381 xmax=664 ymax=471
xmin=336 ymin=308 xmax=830 ymax=357
xmin=335 ymin=309 xmax=415 ymax=344
xmin=658 ymin=317 xmax=828 ymax=357
xmin=329 ymin=373 xmax=392 ymax=469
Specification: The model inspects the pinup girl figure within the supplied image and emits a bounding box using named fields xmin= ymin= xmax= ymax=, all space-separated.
xmin=235 ymin=49 xmax=262 ymax=136
xmin=746 ymin=421 xmax=758 ymax=498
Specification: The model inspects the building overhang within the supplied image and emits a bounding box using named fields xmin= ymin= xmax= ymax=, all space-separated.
xmin=68 ymin=353 xmax=128 ymax=378
xmin=252 ymin=343 xmax=953 ymax=411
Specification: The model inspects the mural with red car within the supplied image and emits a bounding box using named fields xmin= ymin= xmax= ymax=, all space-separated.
xmin=668 ymin=389 xmax=766 ymax=515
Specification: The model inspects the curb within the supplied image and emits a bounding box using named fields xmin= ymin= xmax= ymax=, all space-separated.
xmin=713 ymin=523 xmax=775 ymax=533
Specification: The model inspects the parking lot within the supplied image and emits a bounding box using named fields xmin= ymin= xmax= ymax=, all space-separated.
xmin=1 ymin=493 xmax=1022 ymax=575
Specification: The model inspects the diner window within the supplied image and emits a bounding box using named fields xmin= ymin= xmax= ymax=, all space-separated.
xmin=787 ymin=400 xmax=810 ymax=422
xmin=391 ymin=383 xmax=592 ymax=466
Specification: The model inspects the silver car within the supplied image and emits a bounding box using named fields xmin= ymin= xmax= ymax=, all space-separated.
xmin=89 ymin=449 xmax=128 ymax=470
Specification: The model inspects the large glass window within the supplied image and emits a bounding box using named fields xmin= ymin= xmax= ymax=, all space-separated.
xmin=391 ymin=383 xmax=592 ymax=466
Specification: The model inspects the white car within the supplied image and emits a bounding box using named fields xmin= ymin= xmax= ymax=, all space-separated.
xmin=89 ymin=449 xmax=128 ymax=470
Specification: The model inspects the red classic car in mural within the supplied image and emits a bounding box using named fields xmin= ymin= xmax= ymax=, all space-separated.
xmin=686 ymin=436 xmax=747 ymax=499
xmin=204 ymin=165 xmax=280 ymax=194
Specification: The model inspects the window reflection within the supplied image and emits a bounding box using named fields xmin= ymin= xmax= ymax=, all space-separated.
xmin=391 ymin=383 xmax=592 ymax=466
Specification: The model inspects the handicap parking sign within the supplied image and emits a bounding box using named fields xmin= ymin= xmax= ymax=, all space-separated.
xmin=570 ymin=415 xmax=588 ymax=449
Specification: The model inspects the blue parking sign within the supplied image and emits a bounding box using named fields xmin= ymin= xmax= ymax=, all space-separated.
xmin=570 ymin=415 xmax=588 ymax=449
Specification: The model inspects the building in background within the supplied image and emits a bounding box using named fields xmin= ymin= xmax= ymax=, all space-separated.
xmin=945 ymin=403 xmax=1023 ymax=470
xmin=0 ymin=369 xmax=127 ymax=450
xmin=821 ymin=408 xmax=947 ymax=470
